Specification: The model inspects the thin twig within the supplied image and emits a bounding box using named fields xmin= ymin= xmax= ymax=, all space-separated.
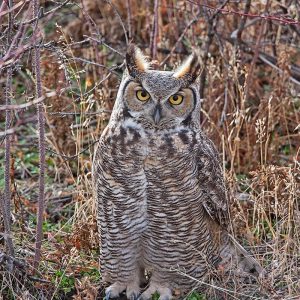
xmin=126 ymin=0 xmax=132 ymax=39
xmin=46 ymin=139 xmax=99 ymax=160
xmin=22 ymin=0 xmax=71 ymax=25
xmin=48 ymin=109 xmax=111 ymax=116
xmin=186 ymin=0 xmax=300 ymax=25
xmin=221 ymin=37 xmax=300 ymax=87
xmin=244 ymin=0 xmax=270 ymax=101
xmin=0 ymin=2 xmax=35 ymax=69
xmin=0 ymin=248 xmax=25 ymax=270
xmin=0 ymin=0 xmax=29 ymax=19
xmin=235 ymin=0 xmax=252 ymax=43
xmin=199 ymin=0 xmax=229 ymax=98
xmin=150 ymin=0 xmax=159 ymax=60
xmin=105 ymin=0 xmax=128 ymax=45
xmin=84 ymin=36 xmax=125 ymax=57
xmin=258 ymin=54 xmax=300 ymax=86
xmin=159 ymin=13 xmax=200 ymax=66
xmin=0 ymin=92 xmax=56 ymax=111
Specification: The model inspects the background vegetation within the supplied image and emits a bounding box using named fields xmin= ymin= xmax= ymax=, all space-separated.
xmin=0 ymin=0 xmax=299 ymax=299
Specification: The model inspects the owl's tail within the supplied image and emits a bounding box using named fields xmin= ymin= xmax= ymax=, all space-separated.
xmin=218 ymin=234 xmax=264 ymax=278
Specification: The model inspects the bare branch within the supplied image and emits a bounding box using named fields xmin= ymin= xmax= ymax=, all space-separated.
xmin=199 ymin=0 xmax=229 ymax=98
xmin=186 ymin=0 xmax=300 ymax=25
xmin=0 ymin=0 xmax=29 ymax=19
xmin=126 ymin=0 xmax=132 ymax=39
xmin=235 ymin=0 xmax=252 ymax=43
xmin=160 ymin=13 xmax=200 ymax=66
xmin=244 ymin=1 xmax=270 ymax=102
xmin=104 ymin=0 xmax=128 ymax=45
xmin=21 ymin=0 xmax=72 ymax=25
xmin=0 ymin=248 xmax=25 ymax=270
xmin=2 ymin=0 xmax=15 ymax=259
xmin=32 ymin=0 xmax=45 ymax=272
xmin=150 ymin=0 xmax=159 ymax=60
xmin=0 ymin=91 xmax=56 ymax=111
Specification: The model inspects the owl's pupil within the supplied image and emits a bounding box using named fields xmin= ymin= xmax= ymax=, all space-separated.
xmin=141 ymin=91 xmax=147 ymax=97
xmin=173 ymin=95 xmax=178 ymax=101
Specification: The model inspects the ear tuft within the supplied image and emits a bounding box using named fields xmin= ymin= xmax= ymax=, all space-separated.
xmin=126 ymin=44 xmax=149 ymax=78
xmin=173 ymin=53 xmax=201 ymax=85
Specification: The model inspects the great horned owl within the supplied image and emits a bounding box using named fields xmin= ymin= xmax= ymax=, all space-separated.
xmin=93 ymin=45 xmax=262 ymax=300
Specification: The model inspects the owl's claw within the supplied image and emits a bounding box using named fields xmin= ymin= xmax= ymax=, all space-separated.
xmin=105 ymin=291 xmax=111 ymax=300
xmin=128 ymin=292 xmax=139 ymax=300
xmin=138 ymin=282 xmax=172 ymax=300
xmin=105 ymin=282 xmax=126 ymax=299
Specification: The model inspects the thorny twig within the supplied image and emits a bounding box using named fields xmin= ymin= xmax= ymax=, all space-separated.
xmin=0 ymin=2 xmax=34 ymax=70
xmin=32 ymin=0 xmax=45 ymax=272
xmin=186 ymin=0 xmax=300 ymax=25
xmin=3 ymin=0 xmax=15 ymax=258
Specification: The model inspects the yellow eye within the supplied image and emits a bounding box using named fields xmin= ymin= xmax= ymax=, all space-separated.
xmin=136 ymin=90 xmax=150 ymax=101
xmin=169 ymin=94 xmax=183 ymax=105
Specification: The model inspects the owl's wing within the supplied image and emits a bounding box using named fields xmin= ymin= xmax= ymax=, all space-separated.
xmin=197 ymin=133 xmax=230 ymax=229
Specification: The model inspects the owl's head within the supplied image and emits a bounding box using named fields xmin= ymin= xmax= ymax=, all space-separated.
xmin=115 ymin=44 xmax=201 ymax=130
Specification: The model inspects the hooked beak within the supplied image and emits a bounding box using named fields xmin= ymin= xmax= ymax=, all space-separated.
xmin=153 ymin=104 xmax=162 ymax=125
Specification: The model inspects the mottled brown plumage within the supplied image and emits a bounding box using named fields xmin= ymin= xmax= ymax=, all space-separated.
xmin=92 ymin=44 xmax=262 ymax=300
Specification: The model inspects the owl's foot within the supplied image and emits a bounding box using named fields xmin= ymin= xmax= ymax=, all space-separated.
xmin=105 ymin=282 xmax=126 ymax=299
xmin=126 ymin=281 xmax=140 ymax=300
xmin=138 ymin=282 xmax=172 ymax=300
xmin=105 ymin=281 xmax=140 ymax=300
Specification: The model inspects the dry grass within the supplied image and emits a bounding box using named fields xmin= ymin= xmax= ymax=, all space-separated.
xmin=0 ymin=0 xmax=299 ymax=299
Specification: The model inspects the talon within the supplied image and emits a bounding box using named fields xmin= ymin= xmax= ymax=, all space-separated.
xmin=137 ymin=295 xmax=150 ymax=300
xmin=130 ymin=293 xmax=139 ymax=300
xmin=127 ymin=291 xmax=140 ymax=300
xmin=105 ymin=291 xmax=111 ymax=300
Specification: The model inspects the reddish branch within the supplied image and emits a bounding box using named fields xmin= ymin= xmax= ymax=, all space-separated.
xmin=186 ymin=0 xmax=300 ymax=25
xmin=0 ymin=0 xmax=29 ymax=19
xmin=32 ymin=0 xmax=45 ymax=273
xmin=0 ymin=35 xmax=41 ymax=68
xmin=2 ymin=0 xmax=15 ymax=258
